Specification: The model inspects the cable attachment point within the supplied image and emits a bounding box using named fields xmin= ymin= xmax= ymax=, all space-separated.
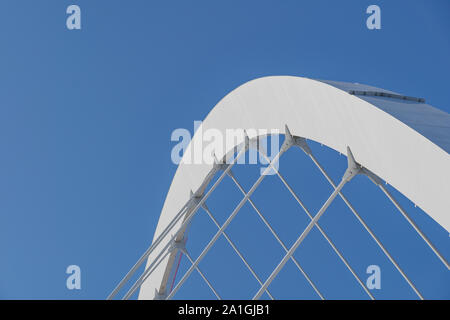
xmin=169 ymin=237 xmax=186 ymax=254
xmin=154 ymin=289 xmax=167 ymax=300
xmin=342 ymin=146 xmax=361 ymax=182
xmin=280 ymin=125 xmax=295 ymax=154
xmin=186 ymin=190 xmax=203 ymax=210
xmin=361 ymin=167 xmax=383 ymax=186
xmin=293 ymin=136 xmax=312 ymax=156
xmin=212 ymin=153 xmax=230 ymax=172
xmin=282 ymin=124 xmax=313 ymax=155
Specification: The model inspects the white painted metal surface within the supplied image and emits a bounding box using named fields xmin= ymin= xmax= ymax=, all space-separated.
xmin=138 ymin=76 xmax=450 ymax=299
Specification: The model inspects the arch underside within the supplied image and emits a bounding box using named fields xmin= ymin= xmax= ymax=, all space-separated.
xmin=138 ymin=76 xmax=450 ymax=299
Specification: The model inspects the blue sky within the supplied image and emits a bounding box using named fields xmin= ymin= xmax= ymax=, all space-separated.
xmin=0 ymin=1 xmax=449 ymax=299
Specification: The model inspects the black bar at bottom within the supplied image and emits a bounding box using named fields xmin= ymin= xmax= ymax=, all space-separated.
xmin=0 ymin=300 xmax=446 ymax=318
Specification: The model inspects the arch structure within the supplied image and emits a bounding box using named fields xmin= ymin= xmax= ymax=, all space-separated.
xmin=109 ymin=76 xmax=450 ymax=300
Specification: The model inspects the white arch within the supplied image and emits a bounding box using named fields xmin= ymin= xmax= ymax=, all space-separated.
xmin=138 ymin=76 xmax=450 ymax=299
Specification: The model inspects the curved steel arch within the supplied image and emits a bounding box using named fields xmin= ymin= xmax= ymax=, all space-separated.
xmin=136 ymin=76 xmax=450 ymax=300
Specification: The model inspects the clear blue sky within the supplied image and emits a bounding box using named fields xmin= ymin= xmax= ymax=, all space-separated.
xmin=0 ymin=1 xmax=449 ymax=299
